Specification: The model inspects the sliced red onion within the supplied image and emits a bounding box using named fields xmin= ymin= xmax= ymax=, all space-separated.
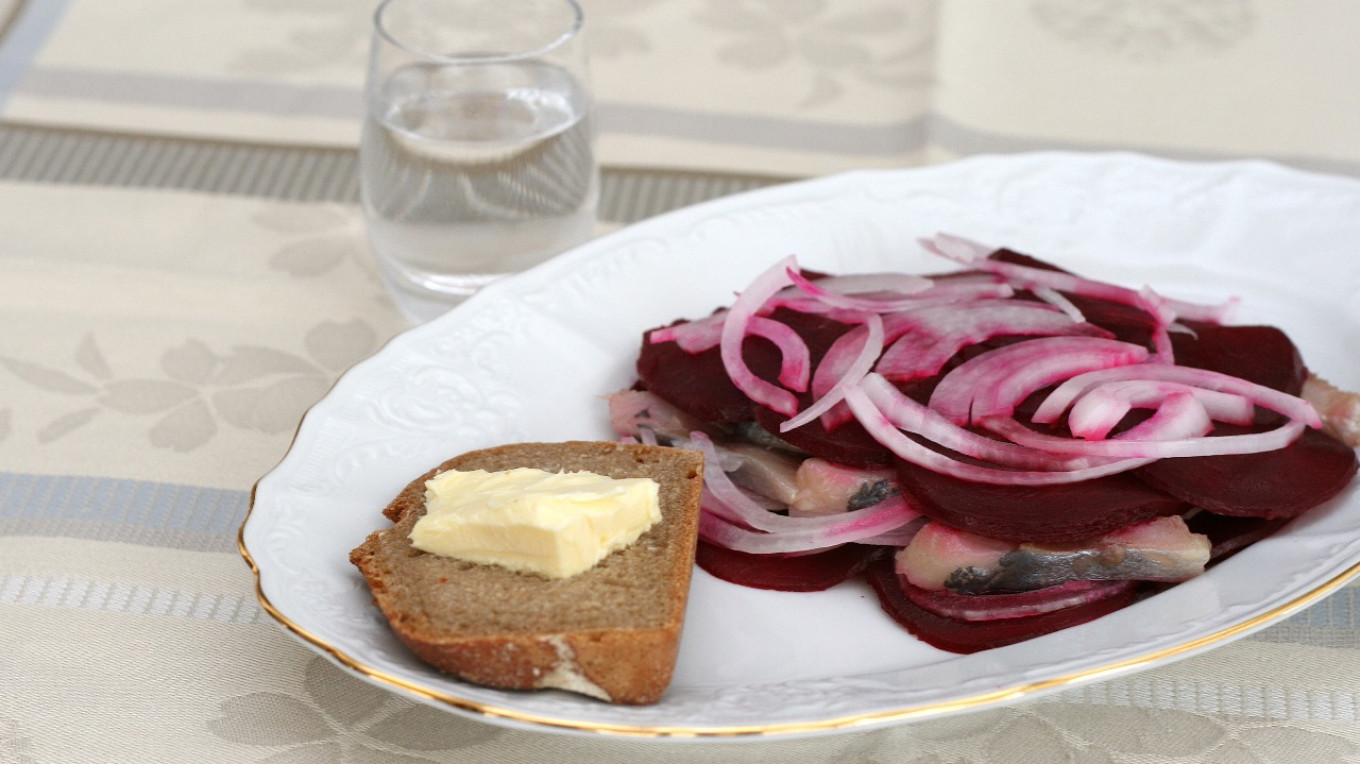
xmin=782 ymin=314 xmax=885 ymax=433
xmin=749 ymin=316 xmax=811 ymax=391
xmin=876 ymin=302 xmax=1113 ymax=382
xmin=689 ymin=431 xmax=921 ymax=538
xmin=698 ymin=494 xmax=922 ymax=554
xmin=901 ymin=578 xmax=1137 ymax=622
xmin=921 ymin=232 xmax=996 ymax=262
xmin=858 ymin=373 xmax=1118 ymax=471
xmin=648 ymin=311 xmax=725 ymax=352
xmin=1032 ymin=285 xmax=1086 ymax=322
xmin=856 ymin=516 xmax=929 ymax=547
xmin=1032 ymin=364 xmax=1324 ymax=429
xmin=649 ymin=312 xmax=810 ymax=390
xmin=1114 ymin=392 xmax=1214 ymax=442
xmin=922 ymin=233 xmax=1238 ymax=324
xmin=928 ymin=336 xmax=1151 ymax=426
xmin=980 ymin=414 xmax=1307 ymax=460
xmin=721 ymin=256 xmax=802 ymax=416
xmin=844 ymin=384 xmax=1156 ymax=485
xmin=771 ymin=281 xmax=1014 ymax=317
xmin=785 ymin=267 xmax=934 ymax=313
xmin=1062 ymin=379 xmax=1256 ymax=439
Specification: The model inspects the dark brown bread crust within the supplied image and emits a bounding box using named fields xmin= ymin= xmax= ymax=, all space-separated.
xmin=349 ymin=441 xmax=704 ymax=705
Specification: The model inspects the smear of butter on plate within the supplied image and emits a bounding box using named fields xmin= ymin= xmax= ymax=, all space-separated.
xmin=409 ymin=467 xmax=661 ymax=578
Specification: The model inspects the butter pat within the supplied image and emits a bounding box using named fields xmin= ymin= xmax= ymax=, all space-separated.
xmin=409 ymin=467 xmax=662 ymax=578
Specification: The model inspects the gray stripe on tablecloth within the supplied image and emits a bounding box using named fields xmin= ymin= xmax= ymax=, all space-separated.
xmin=0 ymin=570 xmax=267 ymax=625
xmin=3 ymin=473 xmax=1359 ymax=651
xmin=0 ymin=472 xmax=248 ymax=553
xmin=12 ymin=66 xmax=1360 ymax=179
xmin=14 ymin=66 xmax=924 ymax=157
xmin=0 ymin=123 xmax=784 ymax=221
xmin=16 ymin=66 xmax=361 ymax=120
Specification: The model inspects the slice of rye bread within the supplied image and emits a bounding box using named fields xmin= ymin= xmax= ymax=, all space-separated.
xmin=349 ymin=441 xmax=705 ymax=705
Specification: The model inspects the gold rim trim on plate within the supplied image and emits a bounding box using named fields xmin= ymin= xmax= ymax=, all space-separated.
xmin=237 ymin=488 xmax=1360 ymax=739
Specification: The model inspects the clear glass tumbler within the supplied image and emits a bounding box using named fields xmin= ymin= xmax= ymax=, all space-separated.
xmin=360 ymin=0 xmax=598 ymax=322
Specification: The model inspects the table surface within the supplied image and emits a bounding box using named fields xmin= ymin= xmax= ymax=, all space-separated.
xmin=3 ymin=1 xmax=1360 ymax=761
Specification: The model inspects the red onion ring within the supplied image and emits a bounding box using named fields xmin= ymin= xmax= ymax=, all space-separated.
xmin=928 ymin=336 xmax=1151 ymax=426
xmin=782 ymin=314 xmax=884 ymax=433
xmin=721 ymin=256 xmax=802 ymax=416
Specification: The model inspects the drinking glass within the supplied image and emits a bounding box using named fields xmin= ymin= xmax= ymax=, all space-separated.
xmin=360 ymin=0 xmax=598 ymax=322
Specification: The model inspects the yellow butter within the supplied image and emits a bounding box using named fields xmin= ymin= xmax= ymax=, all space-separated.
xmin=409 ymin=467 xmax=661 ymax=578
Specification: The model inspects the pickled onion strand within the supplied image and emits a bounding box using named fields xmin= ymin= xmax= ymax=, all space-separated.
xmin=875 ymin=302 xmax=1112 ymax=382
xmin=844 ymin=385 xmax=1156 ymax=485
xmin=721 ymin=256 xmax=802 ymax=416
xmin=770 ymin=282 xmax=1013 ymax=316
xmin=857 ymin=373 xmax=1119 ymax=470
xmin=927 ymin=336 xmax=1151 ymax=426
xmin=788 ymin=272 xmax=935 ymax=298
xmin=857 ymin=516 xmax=929 ymax=547
xmin=902 ymin=578 xmax=1137 ymax=622
xmin=649 ymin=312 xmax=811 ymax=387
xmin=689 ymin=431 xmax=920 ymax=535
xmin=1115 ymin=392 xmax=1214 ymax=442
xmin=922 ymin=232 xmax=1238 ymax=324
xmin=1137 ymin=287 xmax=1178 ymax=363
xmin=647 ymin=311 xmax=724 ymax=351
xmin=1032 ymin=285 xmax=1086 ymax=322
xmin=782 ymin=314 xmax=884 ymax=433
xmin=785 ymin=267 xmax=934 ymax=312
xmin=980 ymin=415 xmax=1306 ymax=459
xmin=697 ymin=495 xmax=922 ymax=554
xmin=1065 ymin=380 xmax=1256 ymax=439
xmin=748 ymin=316 xmax=811 ymax=391
xmin=1032 ymin=364 xmax=1324 ymax=428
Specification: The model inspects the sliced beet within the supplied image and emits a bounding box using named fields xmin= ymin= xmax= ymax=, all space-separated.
xmin=636 ymin=308 xmax=855 ymax=425
xmin=865 ymin=559 xmax=1140 ymax=653
xmin=1134 ymin=426 xmax=1357 ymax=519
xmin=1171 ymin=321 xmax=1307 ymax=396
xmin=987 ymin=249 xmax=1162 ymax=350
xmin=635 ymin=325 xmax=772 ymax=424
xmin=694 ymin=540 xmax=879 ymax=592
xmin=1183 ymin=511 xmax=1290 ymax=563
xmin=988 ymin=249 xmax=1071 ymax=273
xmin=1062 ymin=294 xmax=1160 ymax=349
xmin=895 ymin=459 xmax=1188 ymax=544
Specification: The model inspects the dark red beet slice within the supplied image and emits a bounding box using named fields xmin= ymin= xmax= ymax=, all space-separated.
xmin=988 ymin=249 xmax=1070 ymax=274
xmin=987 ymin=249 xmax=1161 ymax=350
xmin=1062 ymin=294 xmax=1160 ymax=349
xmin=1184 ymin=511 xmax=1290 ymax=563
xmin=895 ymin=459 xmax=1188 ymax=544
xmin=1135 ymin=426 xmax=1357 ymax=519
xmin=1171 ymin=321 xmax=1307 ymax=396
xmin=636 ymin=308 xmax=855 ymax=425
xmin=865 ymin=559 xmax=1140 ymax=653
xmin=694 ymin=540 xmax=879 ymax=592
xmin=635 ymin=325 xmax=774 ymax=424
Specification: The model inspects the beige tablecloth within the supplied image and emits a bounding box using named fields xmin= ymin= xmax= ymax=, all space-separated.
xmin=3 ymin=1 xmax=1360 ymax=761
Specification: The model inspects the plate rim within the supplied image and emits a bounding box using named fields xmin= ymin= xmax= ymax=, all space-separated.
xmin=240 ymin=150 xmax=1360 ymax=739
xmin=238 ymin=527 xmax=1360 ymax=738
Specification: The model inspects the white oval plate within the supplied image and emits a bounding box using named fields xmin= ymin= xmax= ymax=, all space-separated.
xmin=242 ymin=152 xmax=1360 ymax=740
